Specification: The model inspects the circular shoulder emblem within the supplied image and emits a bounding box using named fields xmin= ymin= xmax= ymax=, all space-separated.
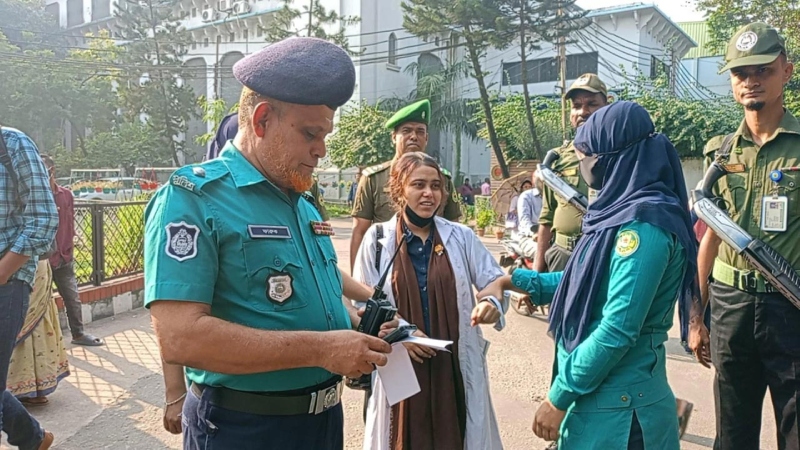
xmin=615 ymin=230 xmax=640 ymax=257
xmin=736 ymin=31 xmax=758 ymax=51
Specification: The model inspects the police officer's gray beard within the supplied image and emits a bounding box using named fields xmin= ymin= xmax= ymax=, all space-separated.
xmin=744 ymin=101 xmax=766 ymax=111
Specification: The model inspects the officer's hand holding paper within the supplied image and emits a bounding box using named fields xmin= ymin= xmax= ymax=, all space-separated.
xmin=375 ymin=323 xmax=453 ymax=406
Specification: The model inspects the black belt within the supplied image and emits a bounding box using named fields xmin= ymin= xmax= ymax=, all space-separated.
xmin=191 ymin=376 xmax=343 ymax=416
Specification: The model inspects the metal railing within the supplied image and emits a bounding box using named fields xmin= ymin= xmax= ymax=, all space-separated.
xmin=73 ymin=201 xmax=147 ymax=286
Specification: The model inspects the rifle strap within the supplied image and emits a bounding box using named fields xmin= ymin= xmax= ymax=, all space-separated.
xmin=714 ymin=133 xmax=736 ymax=163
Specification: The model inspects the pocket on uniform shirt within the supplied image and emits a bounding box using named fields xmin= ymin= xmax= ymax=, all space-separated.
xmin=243 ymin=240 xmax=308 ymax=312
xmin=313 ymin=236 xmax=342 ymax=298
xmin=781 ymin=172 xmax=800 ymax=217
xmin=721 ymin=173 xmax=748 ymax=218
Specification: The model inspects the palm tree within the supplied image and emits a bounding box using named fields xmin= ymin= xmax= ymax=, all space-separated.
xmin=381 ymin=59 xmax=479 ymax=182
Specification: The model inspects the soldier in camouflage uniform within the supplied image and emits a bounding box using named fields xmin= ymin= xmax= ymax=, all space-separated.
xmin=350 ymin=99 xmax=461 ymax=270
xmin=690 ymin=23 xmax=800 ymax=450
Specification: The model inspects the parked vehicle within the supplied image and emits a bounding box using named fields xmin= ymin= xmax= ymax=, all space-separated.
xmin=133 ymin=167 xmax=179 ymax=184
xmin=76 ymin=177 xmax=150 ymax=202
xmin=498 ymin=234 xmax=547 ymax=317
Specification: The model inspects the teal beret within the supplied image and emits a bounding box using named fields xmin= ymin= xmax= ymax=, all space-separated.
xmin=385 ymin=99 xmax=431 ymax=130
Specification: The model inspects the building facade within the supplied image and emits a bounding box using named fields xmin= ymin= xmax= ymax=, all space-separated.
xmin=42 ymin=0 xmax=697 ymax=180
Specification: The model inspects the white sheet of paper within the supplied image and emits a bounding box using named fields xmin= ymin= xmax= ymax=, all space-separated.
xmin=376 ymin=343 xmax=421 ymax=406
xmin=399 ymin=335 xmax=453 ymax=352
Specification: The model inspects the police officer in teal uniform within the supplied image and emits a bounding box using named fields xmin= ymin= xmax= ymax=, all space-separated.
xmin=480 ymin=102 xmax=697 ymax=449
xmin=144 ymin=37 xmax=392 ymax=450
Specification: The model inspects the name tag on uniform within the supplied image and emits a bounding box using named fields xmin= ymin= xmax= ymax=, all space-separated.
xmin=761 ymin=196 xmax=788 ymax=232
xmin=248 ymin=225 xmax=292 ymax=239
xmin=724 ymin=163 xmax=746 ymax=173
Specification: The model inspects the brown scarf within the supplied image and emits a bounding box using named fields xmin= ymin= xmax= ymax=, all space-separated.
xmin=389 ymin=217 xmax=466 ymax=450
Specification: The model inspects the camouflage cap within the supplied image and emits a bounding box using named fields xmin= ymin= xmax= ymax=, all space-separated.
xmin=565 ymin=73 xmax=608 ymax=99
xmin=719 ymin=22 xmax=786 ymax=73
xmin=385 ymin=99 xmax=431 ymax=130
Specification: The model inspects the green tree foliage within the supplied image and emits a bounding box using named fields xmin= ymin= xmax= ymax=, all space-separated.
xmin=617 ymin=73 xmax=741 ymax=158
xmin=473 ymin=94 xmax=562 ymax=161
xmin=403 ymin=0 xmax=515 ymax=178
xmin=263 ymin=0 xmax=361 ymax=55
xmin=0 ymin=1 xmax=118 ymax=152
xmin=51 ymin=122 xmax=171 ymax=176
xmin=114 ymin=0 xmax=198 ymax=166
xmin=698 ymin=0 xmax=800 ymax=112
xmin=501 ymin=0 xmax=587 ymax=159
xmin=195 ymin=96 xmax=237 ymax=147
xmin=326 ymin=101 xmax=394 ymax=169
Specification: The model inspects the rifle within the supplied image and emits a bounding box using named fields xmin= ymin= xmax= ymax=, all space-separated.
xmin=537 ymin=149 xmax=589 ymax=215
xmin=692 ymin=161 xmax=800 ymax=309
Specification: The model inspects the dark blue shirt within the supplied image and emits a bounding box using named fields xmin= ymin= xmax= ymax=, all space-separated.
xmin=403 ymin=225 xmax=433 ymax=333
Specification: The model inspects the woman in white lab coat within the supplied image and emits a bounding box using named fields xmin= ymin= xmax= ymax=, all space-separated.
xmin=354 ymin=152 xmax=506 ymax=450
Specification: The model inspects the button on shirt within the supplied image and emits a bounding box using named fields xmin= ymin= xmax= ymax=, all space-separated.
xmin=403 ymin=224 xmax=433 ymax=333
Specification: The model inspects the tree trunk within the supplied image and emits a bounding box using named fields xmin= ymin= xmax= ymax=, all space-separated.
xmin=463 ymin=30 xmax=509 ymax=179
xmin=518 ymin=3 xmax=543 ymax=159
xmin=148 ymin=0 xmax=180 ymax=166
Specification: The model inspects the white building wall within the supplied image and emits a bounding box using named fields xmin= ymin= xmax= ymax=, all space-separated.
xmin=41 ymin=0 xmax=695 ymax=178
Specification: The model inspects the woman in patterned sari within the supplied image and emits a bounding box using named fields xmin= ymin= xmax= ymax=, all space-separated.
xmin=7 ymin=259 xmax=70 ymax=406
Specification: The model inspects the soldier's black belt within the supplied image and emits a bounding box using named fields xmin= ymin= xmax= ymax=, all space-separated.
xmin=191 ymin=376 xmax=343 ymax=416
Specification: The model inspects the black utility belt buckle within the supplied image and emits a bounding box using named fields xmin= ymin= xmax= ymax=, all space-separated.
xmin=308 ymin=380 xmax=343 ymax=415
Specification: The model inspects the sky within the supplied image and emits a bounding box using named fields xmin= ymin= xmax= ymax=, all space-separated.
xmin=575 ymin=0 xmax=706 ymax=23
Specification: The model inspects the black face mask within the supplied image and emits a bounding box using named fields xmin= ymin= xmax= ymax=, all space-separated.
xmin=404 ymin=204 xmax=438 ymax=228
xmin=579 ymin=154 xmax=606 ymax=190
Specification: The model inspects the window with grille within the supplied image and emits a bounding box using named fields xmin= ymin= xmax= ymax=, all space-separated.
xmin=388 ymin=33 xmax=397 ymax=65
xmin=501 ymin=52 xmax=598 ymax=86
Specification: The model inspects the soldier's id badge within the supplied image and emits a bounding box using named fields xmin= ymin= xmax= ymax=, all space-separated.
xmin=266 ymin=273 xmax=293 ymax=304
xmin=761 ymin=196 xmax=788 ymax=232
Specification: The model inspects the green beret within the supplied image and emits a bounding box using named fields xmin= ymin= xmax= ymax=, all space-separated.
xmin=385 ymin=99 xmax=431 ymax=130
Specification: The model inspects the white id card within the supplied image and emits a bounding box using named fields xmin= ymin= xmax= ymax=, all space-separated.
xmin=761 ymin=196 xmax=788 ymax=232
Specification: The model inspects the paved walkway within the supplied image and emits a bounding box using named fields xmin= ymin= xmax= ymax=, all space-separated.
xmin=2 ymin=218 xmax=778 ymax=449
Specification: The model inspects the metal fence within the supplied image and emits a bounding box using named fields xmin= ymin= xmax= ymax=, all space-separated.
xmin=73 ymin=201 xmax=147 ymax=286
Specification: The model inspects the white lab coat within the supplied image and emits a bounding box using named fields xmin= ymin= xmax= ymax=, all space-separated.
xmin=354 ymin=216 xmax=506 ymax=450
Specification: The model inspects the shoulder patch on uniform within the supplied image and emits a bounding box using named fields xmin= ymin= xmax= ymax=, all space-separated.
xmin=615 ymin=230 xmax=640 ymax=257
xmin=164 ymin=221 xmax=200 ymax=262
xmin=171 ymin=174 xmax=196 ymax=192
xmin=703 ymin=135 xmax=726 ymax=157
xmin=362 ymin=161 xmax=391 ymax=177
xmin=170 ymin=163 xmax=226 ymax=194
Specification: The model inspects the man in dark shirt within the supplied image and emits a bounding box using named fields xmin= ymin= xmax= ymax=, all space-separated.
xmin=41 ymin=156 xmax=104 ymax=346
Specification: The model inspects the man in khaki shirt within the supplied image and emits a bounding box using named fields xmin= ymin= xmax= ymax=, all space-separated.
xmin=534 ymin=74 xmax=608 ymax=273
xmin=689 ymin=22 xmax=800 ymax=449
xmin=350 ymin=99 xmax=460 ymax=270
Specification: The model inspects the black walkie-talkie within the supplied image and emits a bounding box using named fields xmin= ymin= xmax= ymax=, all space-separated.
xmin=346 ymin=235 xmax=406 ymax=391
xmin=356 ymin=237 xmax=406 ymax=336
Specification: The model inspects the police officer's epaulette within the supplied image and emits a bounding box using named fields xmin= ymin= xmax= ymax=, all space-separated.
xmin=703 ymin=135 xmax=726 ymax=158
xmin=362 ymin=161 xmax=391 ymax=177
xmin=169 ymin=163 xmax=226 ymax=194
xmin=440 ymin=167 xmax=452 ymax=178
xmin=301 ymin=191 xmax=316 ymax=205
